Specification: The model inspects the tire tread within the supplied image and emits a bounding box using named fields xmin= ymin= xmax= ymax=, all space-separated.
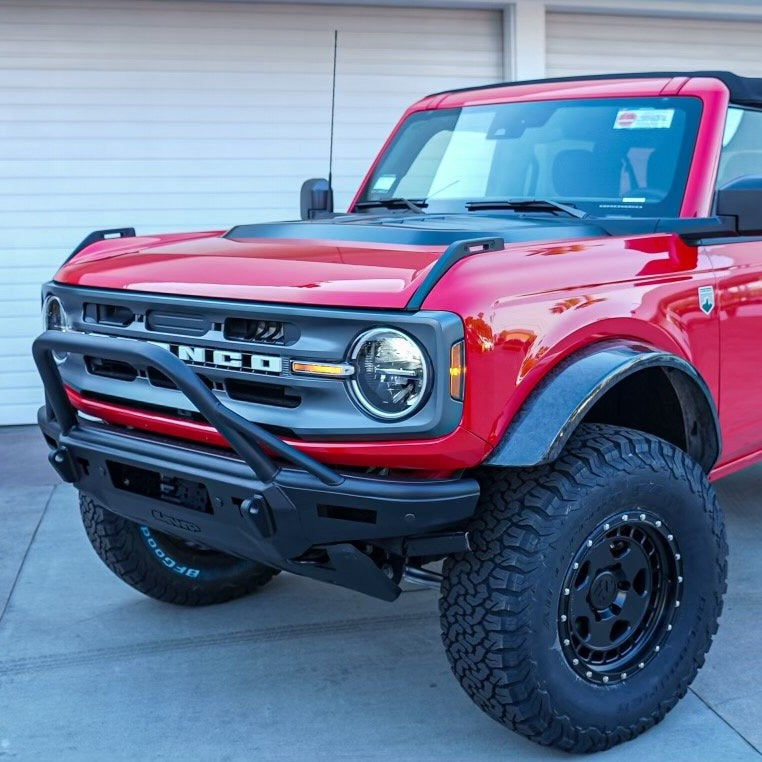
xmin=439 ymin=424 xmax=727 ymax=753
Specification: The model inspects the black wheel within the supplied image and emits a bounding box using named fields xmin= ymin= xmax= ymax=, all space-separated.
xmin=440 ymin=424 xmax=727 ymax=752
xmin=80 ymin=493 xmax=278 ymax=606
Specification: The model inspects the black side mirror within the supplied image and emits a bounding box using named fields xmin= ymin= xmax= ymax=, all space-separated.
xmin=716 ymin=175 xmax=762 ymax=235
xmin=300 ymin=178 xmax=334 ymax=220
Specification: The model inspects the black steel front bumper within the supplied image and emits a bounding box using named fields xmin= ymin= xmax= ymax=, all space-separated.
xmin=33 ymin=331 xmax=480 ymax=600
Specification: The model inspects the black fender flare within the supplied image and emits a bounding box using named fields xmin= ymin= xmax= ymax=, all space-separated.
xmin=485 ymin=341 xmax=721 ymax=472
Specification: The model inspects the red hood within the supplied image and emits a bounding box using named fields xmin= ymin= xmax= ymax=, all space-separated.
xmin=55 ymin=232 xmax=445 ymax=309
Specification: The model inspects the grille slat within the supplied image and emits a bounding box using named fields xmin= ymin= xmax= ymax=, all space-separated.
xmin=146 ymin=310 xmax=210 ymax=337
xmin=84 ymin=356 xmax=138 ymax=382
xmin=224 ymin=317 xmax=288 ymax=344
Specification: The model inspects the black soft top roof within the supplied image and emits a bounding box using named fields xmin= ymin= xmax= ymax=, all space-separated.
xmin=429 ymin=71 xmax=762 ymax=108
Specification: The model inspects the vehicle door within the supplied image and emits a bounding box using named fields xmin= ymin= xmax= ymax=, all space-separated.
xmin=704 ymin=106 xmax=762 ymax=463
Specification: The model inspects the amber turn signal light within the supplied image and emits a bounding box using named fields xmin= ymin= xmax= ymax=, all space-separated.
xmin=291 ymin=361 xmax=354 ymax=378
xmin=449 ymin=340 xmax=465 ymax=400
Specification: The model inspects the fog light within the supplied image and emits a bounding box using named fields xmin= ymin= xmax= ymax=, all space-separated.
xmin=42 ymin=295 xmax=69 ymax=363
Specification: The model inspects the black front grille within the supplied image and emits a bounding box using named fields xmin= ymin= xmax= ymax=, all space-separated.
xmin=83 ymin=303 xmax=135 ymax=327
xmin=225 ymin=378 xmax=300 ymax=408
xmin=224 ymin=317 xmax=290 ymax=344
xmin=147 ymin=367 xmax=213 ymax=391
xmin=146 ymin=310 xmax=210 ymax=337
xmin=85 ymin=356 xmax=138 ymax=382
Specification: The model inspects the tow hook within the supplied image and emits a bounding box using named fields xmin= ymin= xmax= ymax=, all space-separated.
xmin=48 ymin=445 xmax=79 ymax=483
xmin=240 ymin=494 xmax=275 ymax=537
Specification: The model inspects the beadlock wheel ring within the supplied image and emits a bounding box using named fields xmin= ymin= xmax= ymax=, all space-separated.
xmin=558 ymin=510 xmax=683 ymax=684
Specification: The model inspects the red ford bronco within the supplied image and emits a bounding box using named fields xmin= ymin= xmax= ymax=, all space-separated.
xmin=35 ymin=70 xmax=762 ymax=751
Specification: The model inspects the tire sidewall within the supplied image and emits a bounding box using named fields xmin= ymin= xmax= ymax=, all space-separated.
xmin=137 ymin=523 xmax=261 ymax=585
xmin=79 ymin=492 xmax=276 ymax=605
xmin=525 ymin=460 xmax=721 ymax=729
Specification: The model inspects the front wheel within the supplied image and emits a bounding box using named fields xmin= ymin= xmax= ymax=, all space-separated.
xmin=80 ymin=493 xmax=278 ymax=606
xmin=440 ymin=424 xmax=727 ymax=752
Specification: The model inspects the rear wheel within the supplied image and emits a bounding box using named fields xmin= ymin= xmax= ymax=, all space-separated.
xmin=80 ymin=493 xmax=278 ymax=606
xmin=439 ymin=424 xmax=727 ymax=752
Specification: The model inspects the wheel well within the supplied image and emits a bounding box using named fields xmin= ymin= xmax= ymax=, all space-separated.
xmin=582 ymin=366 xmax=719 ymax=472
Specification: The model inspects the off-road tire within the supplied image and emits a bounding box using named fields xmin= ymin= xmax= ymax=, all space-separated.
xmin=440 ymin=424 xmax=727 ymax=753
xmin=80 ymin=493 xmax=278 ymax=606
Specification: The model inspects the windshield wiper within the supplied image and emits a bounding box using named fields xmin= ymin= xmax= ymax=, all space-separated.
xmin=465 ymin=198 xmax=589 ymax=219
xmin=354 ymin=197 xmax=428 ymax=214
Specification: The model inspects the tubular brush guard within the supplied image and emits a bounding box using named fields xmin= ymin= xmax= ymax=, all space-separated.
xmin=33 ymin=331 xmax=479 ymax=601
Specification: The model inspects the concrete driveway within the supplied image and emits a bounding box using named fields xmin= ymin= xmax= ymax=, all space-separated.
xmin=1 ymin=425 xmax=760 ymax=761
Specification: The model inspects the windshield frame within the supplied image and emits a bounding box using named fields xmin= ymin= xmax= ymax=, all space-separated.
xmin=353 ymin=96 xmax=703 ymax=219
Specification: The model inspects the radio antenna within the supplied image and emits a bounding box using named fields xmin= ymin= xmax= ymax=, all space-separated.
xmin=328 ymin=29 xmax=338 ymax=196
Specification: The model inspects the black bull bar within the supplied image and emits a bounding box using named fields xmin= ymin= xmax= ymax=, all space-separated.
xmin=33 ymin=331 xmax=479 ymax=600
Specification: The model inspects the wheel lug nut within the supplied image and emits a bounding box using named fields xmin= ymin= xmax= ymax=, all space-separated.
xmin=678 ymin=576 xmax=683 ymax=583
xmin=675 ymin=553 xmax=681 ymax=561
xmin=573 ymin=562 xmax=579 ymax=570
xmin=586 ymin=671 xmax=593 ymax=678
xmin=564 ymin=588 xmax=570 ymax=596
xmin=639 ymin=513 xmax=646 ymax=521
xmin=675 ymin=600 xmax=681 ymax=607
xmin=572 ymin=658 xmax=579 ymax=666
xmin=603 ymin=523 xmax=610 ymax=531
xmin=655 ymin=520 xmax=662 ymax=528
xmin=622 ymin=514 xmax=629 ymax=521
xmin=621 ymin=672 xmax=627 ymax=680
xmin=667 ymin=624 xmax=673 ymax=631
xmin=560 ymin=614 xmax=567 ymax=622
xmin=638 ymin=662 xmax=645 ymax=669
xmin=602 ymin=676 xmax=609 ymax=683
xmin=655 ymin=645 xmax=661 ymax=653
xmin=563 ymin=638 xmax=570 ymax=646
xmin=667 ymin=534 xmax=674 ymax=541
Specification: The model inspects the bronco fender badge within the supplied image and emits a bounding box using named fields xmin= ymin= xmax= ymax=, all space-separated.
xmin=698 ymin=285 xmax=715 ymax=315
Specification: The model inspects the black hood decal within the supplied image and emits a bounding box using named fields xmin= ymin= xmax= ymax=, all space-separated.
xmin=226 ymin=214 xmax=608 ymax=247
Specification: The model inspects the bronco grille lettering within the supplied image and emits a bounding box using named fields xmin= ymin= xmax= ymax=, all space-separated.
xmin=150 ymin=341 xmax=283 ymax=374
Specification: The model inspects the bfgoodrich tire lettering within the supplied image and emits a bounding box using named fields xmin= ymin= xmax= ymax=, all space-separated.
xmin=80 ymin=493 xmax=278 ymax=606
xmin=439 ymin=424 xmax=727 ymax=753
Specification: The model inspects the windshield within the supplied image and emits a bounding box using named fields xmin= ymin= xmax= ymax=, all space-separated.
xmin=357 ymin=97 xmax=702 ymax=218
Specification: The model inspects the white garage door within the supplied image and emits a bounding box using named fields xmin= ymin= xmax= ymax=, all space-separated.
xmin=547 ymin=12 xmax=762 ymax=78
xmin=0 ymin=0 xmax=502 ymax=425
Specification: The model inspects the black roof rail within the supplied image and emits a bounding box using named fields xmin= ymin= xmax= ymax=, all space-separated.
xmin=427 ymin=70 xmax=762 ymax=108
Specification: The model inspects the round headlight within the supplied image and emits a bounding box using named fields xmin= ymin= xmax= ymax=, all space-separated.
xmin=349 ymin=328 xmax=430 ymax=420
xmin=42 ymin=295 xmax=69 ymax=362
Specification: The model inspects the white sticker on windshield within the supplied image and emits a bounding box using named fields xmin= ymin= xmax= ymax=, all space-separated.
xmin=372 ymin=174 xmax=396 ymax=192
xmin=614 ymin=108 xmax=675 ymax=130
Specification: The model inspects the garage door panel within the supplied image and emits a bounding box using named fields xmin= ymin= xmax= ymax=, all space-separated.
xmin=0 ymin=102 xmax=432 ymax=122
xmin=0 ymin=1 xmax=502 ymax=423
xmin=2 ymin=158 xmax=372 ymax=178
xmin=0 ymin=370 xmax=40 ymax=390
xmin=4 ymin=405 xmax=43 ymax=426
xmin=0 ymin=89 xmax=424 ymax=109
xmin=547 ymin=12 xmax=762 ymax=77
xmin=0 ymin=338 xmax=47 ymax=359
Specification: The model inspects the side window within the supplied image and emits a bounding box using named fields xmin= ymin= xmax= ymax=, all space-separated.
xmin=717 ymin=107 xmax=762 ymax=188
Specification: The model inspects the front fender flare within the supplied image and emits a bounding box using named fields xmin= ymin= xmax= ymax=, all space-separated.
xmin=485 ymin=342 xmax=720 ymax=472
